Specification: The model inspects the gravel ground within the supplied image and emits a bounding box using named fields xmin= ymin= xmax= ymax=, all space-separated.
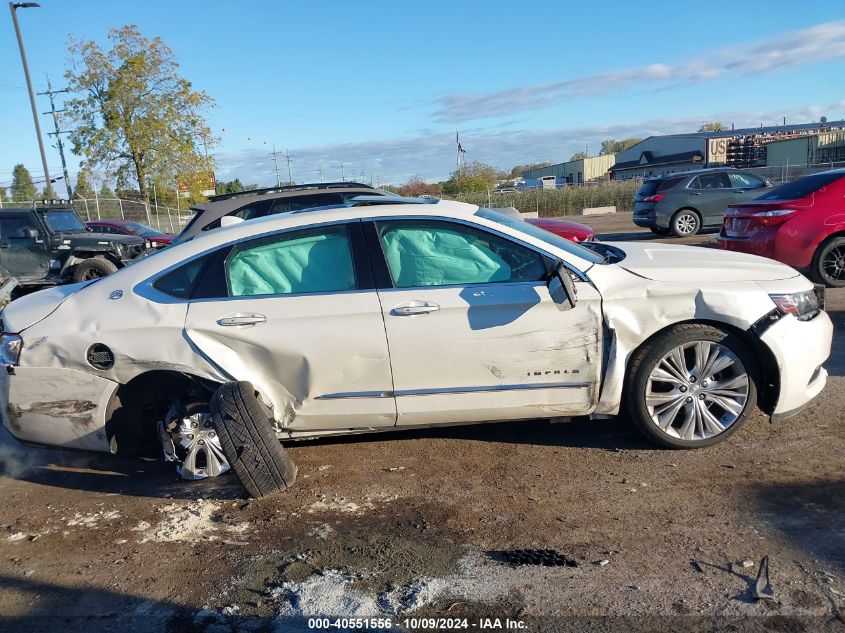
xmin=0 ymin=213 xmax=842 ymax=632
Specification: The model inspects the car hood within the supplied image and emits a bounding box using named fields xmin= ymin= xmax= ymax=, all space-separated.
xmin=610 ymin=241 xmax=800 ymax=282
xmin=1 ymin=282 xmax=91 ymax=333
xmin=71 ymin=231 xmax=145 ymax=245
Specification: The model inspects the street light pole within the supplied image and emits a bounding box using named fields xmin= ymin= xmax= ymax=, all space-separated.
xmin=9 ymin=2 xmax=51 ymax=195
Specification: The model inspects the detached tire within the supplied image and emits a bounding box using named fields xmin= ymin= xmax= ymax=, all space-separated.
xmin=623 ymin=323 xmax=758 ymax=449
xmin=73 ymin=256 xmax=118 ymax=282
xmin=210 ymin=381 xmax=297 ymax=498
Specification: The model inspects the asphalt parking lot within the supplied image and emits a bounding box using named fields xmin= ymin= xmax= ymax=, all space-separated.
xmin=0 ymin=212 xmax=842 ymax=631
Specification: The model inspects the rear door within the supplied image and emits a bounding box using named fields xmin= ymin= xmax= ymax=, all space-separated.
xmin=183 ymin=221 xmax=396 ymax=431
xmin=687 ymin=172 xmax=733 ymax=225
xmin=366 ymin=218 xmax=602 ymax=427
xmin=0 ymin=215 xmax=49 ymax=281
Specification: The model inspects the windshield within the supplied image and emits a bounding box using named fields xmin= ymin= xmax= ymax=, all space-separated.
xmin=475 ymin=207 xmax=605 ymax=264
xmin=123 ymin=222 xmax=166 ymax=238
xmin=755 ymin=172 xmax=843 ymax=201
xmin=40 ymin=210 xmax=87 ymax=233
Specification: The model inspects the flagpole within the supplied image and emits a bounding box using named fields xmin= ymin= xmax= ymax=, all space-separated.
xmin=456 ymin=130 xmax=460 ymax=175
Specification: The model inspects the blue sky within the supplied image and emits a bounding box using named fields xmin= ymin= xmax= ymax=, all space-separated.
xmin=2 ymin=0 xmax=845 ymax=192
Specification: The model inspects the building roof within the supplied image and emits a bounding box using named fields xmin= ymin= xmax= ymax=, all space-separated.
xmin=611 ymin=150 xmax=704 ymax=171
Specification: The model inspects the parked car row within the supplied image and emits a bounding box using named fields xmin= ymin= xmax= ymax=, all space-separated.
xmin=633 ymin=167 xmax=845 ymax=287
xmin=0 ymin=195 xmax=833 ymax=498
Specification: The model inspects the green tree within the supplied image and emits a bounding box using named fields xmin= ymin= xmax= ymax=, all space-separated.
xmin=441 ymin=161 xmax=505 ymax=194
xmin=599 ymin=138 xmax=642 ymax=155
xmin=568 ymin=151 xmax=588 ymax=161
xmin=0 ymin=186 xmax=6 ymax=202
xmin=698 ymin=122 xmax=727 ymax=132
xmin=99 ymin=183 xmax=115 ymax=199
xmin=40 ymin=184 xmax=56 ymax=200
xmin=74 ymin=169 xmax=94 ymax=199
xmin=64 ymin=25 xmax=215 ymax=205
xmin=10 ymin=164 xmax=37 ymax=202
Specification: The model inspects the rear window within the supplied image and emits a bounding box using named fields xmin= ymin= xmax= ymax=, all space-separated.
xmin=756 ymin=172 xmax=844 ymax=201
xmin=637 ymin=176 xmax=684 ymax=196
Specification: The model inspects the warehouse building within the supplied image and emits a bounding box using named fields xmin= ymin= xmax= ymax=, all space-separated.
xmin=522 ymin=154 xmax=615 ymax=184
xmin=608 ymin=120 xmax=845 ymax=180
xmin=765 ymin=131 xmax=845 ymax=167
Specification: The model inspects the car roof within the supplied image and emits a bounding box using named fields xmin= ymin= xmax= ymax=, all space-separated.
xmin=644 ymin=167 xmax=743 ymax=182
xmin=204 ymin=181 xmax=377 ymax=204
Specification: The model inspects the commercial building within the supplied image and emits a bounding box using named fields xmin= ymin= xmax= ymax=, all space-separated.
xmin=764 ymin=131 xmax=845 ymax=168
xmin=608 ymin=120 xmax=845 ymax=180
xmin=522 ymin=154 xmax=615 ymax=184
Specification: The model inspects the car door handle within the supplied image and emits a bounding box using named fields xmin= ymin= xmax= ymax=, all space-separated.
xmin=391 ymin=301 xmax=440 ymax=316
xmin=217 ymin=314 xmax=266 ymax=327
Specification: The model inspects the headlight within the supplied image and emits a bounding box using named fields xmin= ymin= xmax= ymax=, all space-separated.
xmin=769 ymin=290 xmax=820 ymax=320
xmin=0 ymin=334 xmax=22 ymax=366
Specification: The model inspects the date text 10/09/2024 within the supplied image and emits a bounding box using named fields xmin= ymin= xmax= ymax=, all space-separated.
xmin=307 ymin=618 xmax=528 ymax=630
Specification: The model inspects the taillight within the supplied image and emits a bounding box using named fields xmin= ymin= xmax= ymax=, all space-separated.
xmin=752 ymin=208 xmax=798 ymax=227
xmin=644 ymin=193 xmax=664 ymax=203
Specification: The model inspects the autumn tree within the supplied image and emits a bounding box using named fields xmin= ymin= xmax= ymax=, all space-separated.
xmin=569 ymin=151 xmax=588 ymax=161
xmin=10 ymin=164 xmax=36 ymax=202
xmin=63 ymin=25 xmax=215 ymax=205
xmin=698 ymin=122 xmax=727 ymax=132
xmin=599 ymin=138 xmax=642 ymax=155
xmin=74 ymin=169 xmax=94 ymax=199
xmin=396 ymin=176 xmax=439 ymax=197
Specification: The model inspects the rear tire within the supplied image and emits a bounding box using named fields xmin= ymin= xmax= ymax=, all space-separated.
xmin=210 ymin=381 xmax=297 ymax=498
xmin=811 ymin=236 xmax=845 ymax=288
xmin=670 ymin=209 xmax=701 ymax=237
xmin=72 ymin=256 xmax=118 ymax=282
xmin=623 ymin=323 xmax=758 ymax=449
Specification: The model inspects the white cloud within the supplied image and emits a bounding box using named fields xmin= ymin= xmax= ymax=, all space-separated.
xmin=214 ymin=102 xmax=844 ymax=186
xmin=432 ymin=21 xmax=845 ymax=123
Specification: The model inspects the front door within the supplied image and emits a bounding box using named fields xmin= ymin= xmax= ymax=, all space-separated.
xmin=688 ymin=172 xmax=734 ymax=226
xmin=366 ymin=218 xmax=602 ymax=427
xmin=183 ymin=221 xmax=396 ymax=431
xmin=0 ymin=216 xmax=48 ymax=281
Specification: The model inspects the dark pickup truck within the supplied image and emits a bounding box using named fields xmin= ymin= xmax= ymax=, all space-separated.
xmin=0 ymin=202 xmax=146 ymax=290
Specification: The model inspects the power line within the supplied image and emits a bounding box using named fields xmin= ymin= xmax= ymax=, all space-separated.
xmin=38 ymin=74 xmax=73 ymax=198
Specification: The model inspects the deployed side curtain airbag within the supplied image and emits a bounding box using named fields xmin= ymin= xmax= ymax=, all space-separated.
xmin=380 ymin=226 xmax=511 ymax=287
xmin=227 ymin=231 xmax=355 ymax=297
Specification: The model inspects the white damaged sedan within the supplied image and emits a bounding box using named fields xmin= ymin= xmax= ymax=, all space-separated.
xmin=0 ymin=200 xmax=833 ymax=497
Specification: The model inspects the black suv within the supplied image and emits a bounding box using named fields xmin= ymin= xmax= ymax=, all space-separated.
xmin=0 ymin=201 xmax=146 ymax=287
xmin=176 ymin=182 xmax=388 ymax=243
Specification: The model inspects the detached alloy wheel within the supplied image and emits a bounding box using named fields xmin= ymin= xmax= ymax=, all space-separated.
xmin=624 ymin=324 xmax=758 ymax=448
xmin=670 ymin=210 xmax=700 ymax=237
xmin=813 ymin=236 xmax=845 ymax=288
xmin=210 ymin=381 xmax=297 ymax=498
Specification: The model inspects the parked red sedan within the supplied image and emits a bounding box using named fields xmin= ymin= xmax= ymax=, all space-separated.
xmin=718 ymin=170 xmax=845 ymax=287
xmin=85 ymin=220 xmax=175 ymax=249
xmin=494 ymin=207 xmax=596 ymax=242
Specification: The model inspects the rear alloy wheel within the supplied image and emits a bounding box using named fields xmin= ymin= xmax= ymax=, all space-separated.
xmin=670 ymin=210 xmax=701 ymax=237
xmin=813 ymin=236 xmax=845 ymax=288
xmin=624 ymin=324 xmax=758 ymax=448
xmin=73 ymin=256 xmax=118 ymax=282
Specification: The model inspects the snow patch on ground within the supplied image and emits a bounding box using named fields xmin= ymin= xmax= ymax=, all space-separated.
xmin=307 ymin=498 xmax=374 ymax=514
xmin=308 ymin=523 xmax=336 ymax=540
xmin=135 ymin=500 xmax=251 ymax=543
xmin=272 ymin=551 xmax=565 ymax=617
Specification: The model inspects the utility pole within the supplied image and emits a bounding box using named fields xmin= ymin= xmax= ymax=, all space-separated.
xmin=340 ymin=160 xmax=345 ymax=181
xmin=316 ymin=164 xmax=324 ymax=183
xmin=39 ymin=74 xmax=72 ymax=199
xmin=284 ymin=149 xmax=293 ymax=185
xmin=9 ymin=2 xmax=51 ymax=195
xmin=271 ymin=145 xmax=282 ymax=187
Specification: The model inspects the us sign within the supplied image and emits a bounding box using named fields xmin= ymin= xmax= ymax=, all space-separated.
xmin=707 ymin=138 xmax=730 ymax=164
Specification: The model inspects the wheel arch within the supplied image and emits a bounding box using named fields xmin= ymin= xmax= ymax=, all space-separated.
xmin=104 ymin=369 xmax=221 ymax=455
xmin=621 ymin=318 xmax=779 ymax=416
